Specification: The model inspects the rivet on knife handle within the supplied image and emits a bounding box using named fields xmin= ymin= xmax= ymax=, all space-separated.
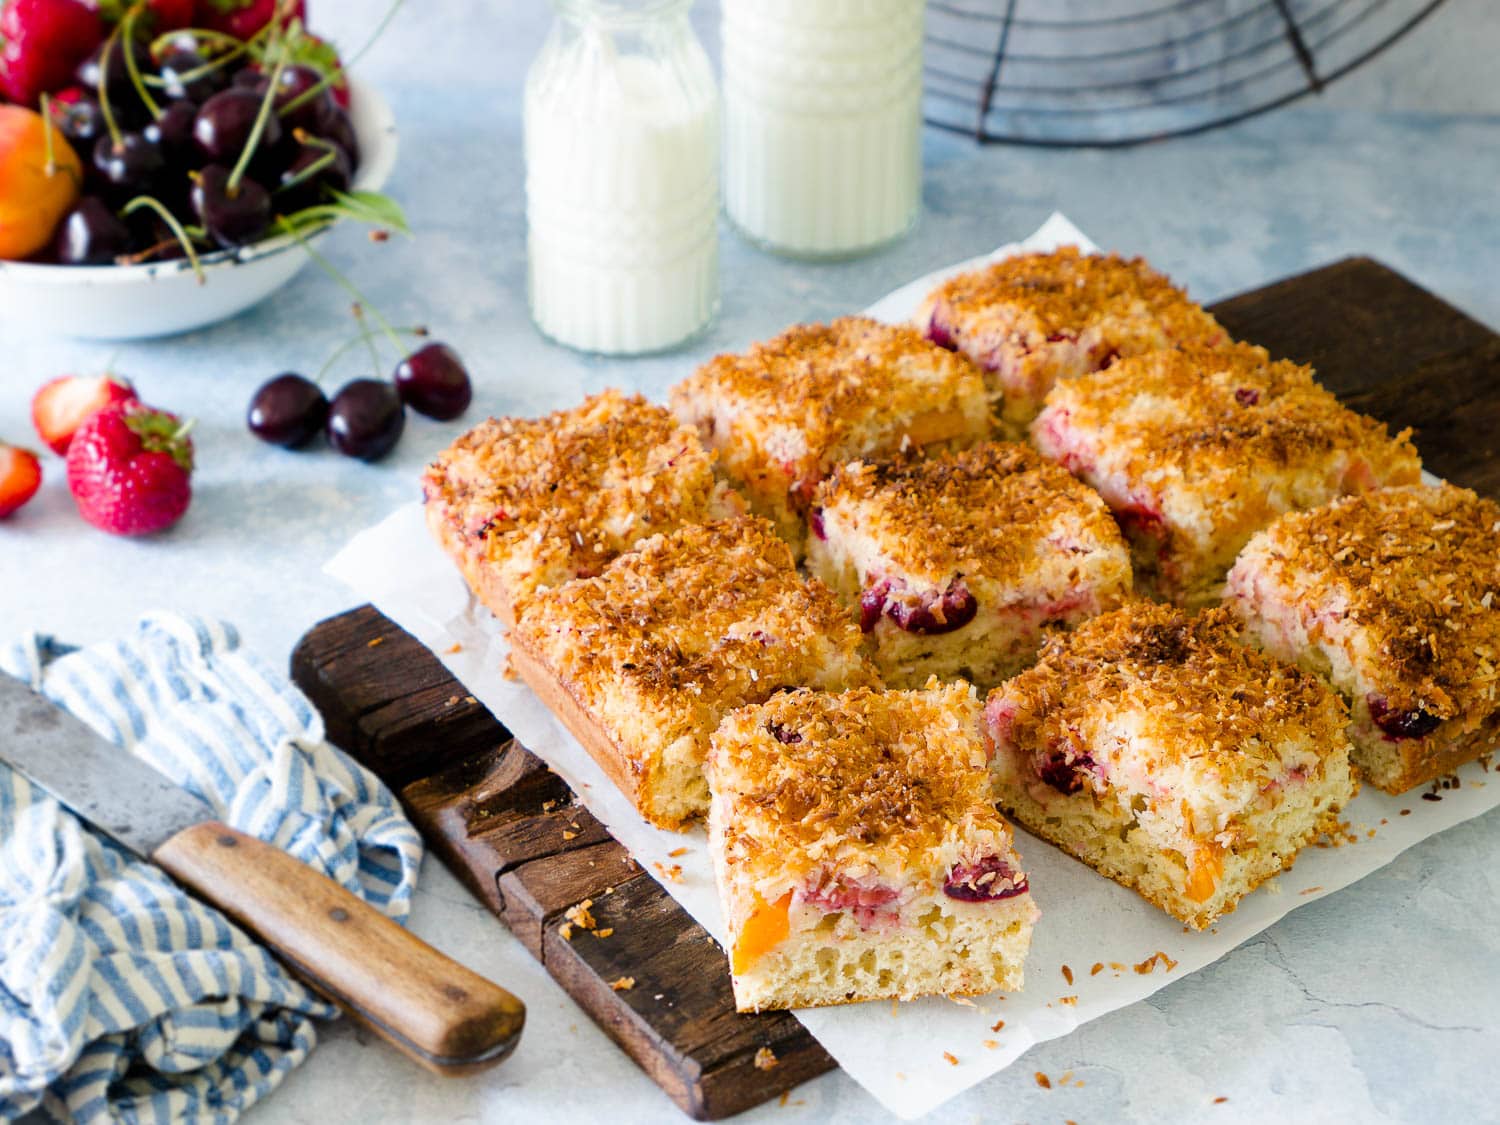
xmin=153 ymin=821 xmax=525 ymax=1075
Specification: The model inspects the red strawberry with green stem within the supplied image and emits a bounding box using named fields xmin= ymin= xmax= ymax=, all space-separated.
xmin=32 ymin=372 xmax=137 ymax=455
xmin=0 ymin=443 xmax=42 ymax=518
xmin=197 ymin=0 xmax=304 ymax=41
xmin=0 ymin=0 xmax=103 ymax=107
xmin=66 ymin=401 xmax=193 ymax=536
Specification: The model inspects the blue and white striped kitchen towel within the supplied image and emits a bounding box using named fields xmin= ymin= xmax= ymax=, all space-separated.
xmin=0 ymin=613 xmax=425 ymax=1124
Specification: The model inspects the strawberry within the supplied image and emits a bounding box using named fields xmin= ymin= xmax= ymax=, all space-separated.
xmin=66 ymin=401 xmax=193 ymax=537
xmin=31 ymin=372 xmax=137 ymax=455
xmin=197 ymin=0 xmax=304 ymax=41
xmin=0 ymin=0 xmax=103 ymax=107
xmin=0 ymin=442 xmax=41 ymax=517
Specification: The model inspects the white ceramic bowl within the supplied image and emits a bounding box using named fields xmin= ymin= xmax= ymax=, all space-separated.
xmin=0 ymin=78 xmax=397 ymax=341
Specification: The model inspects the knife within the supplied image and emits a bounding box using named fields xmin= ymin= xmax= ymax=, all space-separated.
xmin=0 ymin=675 xmax=525 ymax=1076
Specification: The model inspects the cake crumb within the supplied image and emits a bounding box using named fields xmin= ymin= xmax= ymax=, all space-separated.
xmin=983 ymin=1039 xmax=999 ymax=1050
xmin=943 ymin=1052 xmax=960 ymax=1066
xmin=445 ymin=642 xmax=462 ymax=654
xmin=1134 ymin=951 xmax=1179 ymax=975
xmin=1035 ymin=1071 xmax=1052 ymax=1089
xmin=654 ymin=862 xmax=684 ymax=883
xmin=564 ymin=899 xmax=597 ymax=931
xmin=1422 ymin=792 xmax=1443 ymax=802
xmin=609 ymin=976 xmax=635 ymax=991
xmin=446 ymin=694 xmax=460 ymax=706
xmin=464 ymin=695 xmax=476 ymax=704
xmin=1214 ymin=1096 xmax=1229 ymax=1104
xmin=990 ymin=1019 xmax=1005 ymax=1032
xmin=542 ymin=799 xmax=559 ymax=812
xmin=1300 ymin=885 xmax=1324 ymax=895
xmin=562 ymin=830 xmax=578 ymax=840
xmin=948 ymin=994 xmax=976 ymax=1008
xmin=753 ymin=1046 xmax=778 ymax=1070
xmin=594 ymin=927 xmax=614 ymax=938
xmin=667 ymin=846 xmax=690 ymax=858
xmin=1400 ymin=808 xmax=1411 ymax=816
xmin=559 ymin=922 xmax=573 ymax=941
xmin=1059 ymin=995 xmax=1077 ymax=1005
xmin=1090 ymin=962 xmax=1104 ymax=976
xmin=366 ymin=636 xmax=384 ymax=648
xmin=1061 ymin=964 xmax=1074 ymax=985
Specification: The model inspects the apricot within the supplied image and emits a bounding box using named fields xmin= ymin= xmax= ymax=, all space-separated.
xmin=731 ymin=891 xmax=792 ymax=975
xmin=0 ymin=104 xmax=82 ymax=261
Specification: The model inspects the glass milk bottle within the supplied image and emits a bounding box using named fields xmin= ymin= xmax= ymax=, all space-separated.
xmin=721 ymin=0 xmax=924 ymax=259
xmin=525 ymin=0 xmax=719 ymax=355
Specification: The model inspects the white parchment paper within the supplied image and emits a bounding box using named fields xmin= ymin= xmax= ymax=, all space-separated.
xmin=327 ymin=214 xmax=1500 ymax=1119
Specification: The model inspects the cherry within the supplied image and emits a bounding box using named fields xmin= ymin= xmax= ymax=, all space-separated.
xmin=190 ymin=164 xmax=270 ymax=248
xmin=393 ymin=343 xmax=472 ymax=420
xmin=273 ymin=65 xmax=337 ymax=134
xmin=328 ymin=379 xmax=405 ymax=461
xmin=157 ymin=47 xmax=227 ymax=104
xmin=232 ymin=67 xmax=268 ymax=94
xmin=276 ymin=140 xmax=350 ymax=211
xmin=148 ymin=100 xmax=200 ymax=161
xmin=859 ymin=577 xmax=977 ymax=634
xmin=92 ymin=132 xmax=165 ymax=193
xmin=943 ymin=855 xmax=1029 ymax=902
xmin=1366 ymin=696 xmax=1442 ymax=741
xmin=766 ymin=721 xmax=802 ymax=744
xmin=193 ymin=88 xmax=282 ymax=164
xmin=248 ymin=373 xmax=329 ymax=448
xmin=925 ymin=308 xmax=957 ymax=351
xmin=53 ymin=197 xmax=132 ymax=265
xmin=49 ymin=88 xmax=107 ymax=150
xmin=76 ymin=40 xmax=154 ymax=113
xmin=319 ymin=107 xmax=359 ymax=168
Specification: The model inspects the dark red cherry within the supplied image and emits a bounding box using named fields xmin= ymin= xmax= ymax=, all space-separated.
xmin=393 ymin=343 xmax=472 ymax=421
xmin=157 ymin=47 xmax=227 ymax=104
xmin=1036 ymin=747 xmax=1097 ymax=795
xmin=53 ymin=197 xmax=131 ymax=265
xmin=76 ymin=40 xmax=154 ymax=111
xmin=766 ymin=721 xmax=802 ymax=745
xmin=273 ymin=65 xmax=337 ymax=134
xmin=276 ymin=141 xmax=351 ymax=211
xmin=193 ymin=87 xmax=282 ymax=164
xmin=944 ymin=855 xmax=1029 ymax=902
xmin=190 ymin=164 xmax=270 ymax=248
xmin=925 ymin=308 xmax=957 ymax=351
xmin=248 ymin=373 xmax=329 ymax=448
xmin=1367 ymin=696 xmax=1442 ymax=741
xmin=91 ymin=132 xmax=165 ymax=192
xmin=328 ymin=379 xmax=405 ymax=461
xmin=231 ymin=66 xmax=267 ymax=93
xmin=49 ymin=87 xmax=106 ymax=150
xmin=318 ymin=106 xmax=359 ymax=168
xmin=148 ymin=100 xmax=200 ymax=160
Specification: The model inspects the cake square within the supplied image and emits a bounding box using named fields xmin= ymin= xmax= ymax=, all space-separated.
xmin=916 ymin=247 xmax=1227 ymax=436
xmin=508 ymin=517 xmax=880 ymax=828
xmin=1227 ymin=484 xmax=1500 ymax=795
xmin=706 ymin=683 xmax=1039 ymax=1012
xmin=670 ymin=316 xmax=991 ymax=556
xmin=805 ymin=441 xmax=1133 ymax=689
xmin=984 ymin=602 xmax=1357 ymax=929
xmin=423 ymin=389 xmax=743 ymax=627
xmin=1031 ymin=341 xmax=1423 ymax=606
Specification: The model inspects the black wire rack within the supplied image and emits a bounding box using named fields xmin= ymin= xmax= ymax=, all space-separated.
xmin=924 ymin=0 xmax=1449 ymax=147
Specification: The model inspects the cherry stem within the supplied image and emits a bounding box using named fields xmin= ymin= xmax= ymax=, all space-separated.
xmin=121 ymin=5 xmax=162 ymax=119
xmin=314 ymin=325 xmax=426 ymax=384
xmin=97 ymin=18 xmax=126 ymax=149
xmin=280 ymin=0 xmax=407 ymax=116
xmin=39 ymin=93 xmax=56 ymax=176
xmin=272 ymin=147 xmax=338 ymax=196
xmin=148 ymin=27 xmax=254 ymax=58
xmin=351 ymin=304 xmax=383 ymax=372
xmin=227 ymin=61 xmax=287 ymax=196
xmin=276 ymin=215 xmax=406 ymax=355
xmin=121 ymin=195 xmax=205 ymax=283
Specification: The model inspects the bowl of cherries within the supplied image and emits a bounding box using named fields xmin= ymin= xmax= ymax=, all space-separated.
xmin=0 ymin=0 xmax=399 ymax=340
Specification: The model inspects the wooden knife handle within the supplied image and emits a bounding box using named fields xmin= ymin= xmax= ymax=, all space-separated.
xmin=154 ymin=821 xmax=525 ymax=1075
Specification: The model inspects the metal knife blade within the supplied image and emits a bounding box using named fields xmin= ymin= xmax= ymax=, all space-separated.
xmin=0 ymin=673 xmax=215 ymax=857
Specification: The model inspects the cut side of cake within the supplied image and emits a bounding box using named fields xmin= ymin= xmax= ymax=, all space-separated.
xmin=706 ymin=683 xmax=1038 ymax=1012
xmin=1226 ymin=484 xmax=1500 ymax=795
xmin=984 ymin=602 xmax=1357 ymax=929
xmin=915 ymin=247 xmax=1227 ymax=436
xmin=422 ymin=389 xmax=744 ymax=626
xmin=508 ymin=517 xmax=879 ymax=829
xmin=805 ymin=441 xmax=1133 ymax=689
xmin=1031 ymin=341 xmax=1423 ymax=606
xmin=670 ymin=316 xmax=991 ymax=557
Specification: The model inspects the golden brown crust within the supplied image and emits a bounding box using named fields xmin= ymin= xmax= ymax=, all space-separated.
xmin=921 ymin=248 xmax=1222 ymax=346
xmin=423 ymin=390 xmax=739 ymax=622
xmin=1236 ymin=484 xmax=1500 ymax=723
xmin=511 ymin=518 xmax=880 ymax=827
xmin=812 ymin=441 xmax=1127 ymax=587
xmin=1037 ymin=342 xmax=1421 ymax=479
xmin=994 ymin=602 xmax=1348 ymax=780
xmin=670 ymin=317 xmax=991 ymax=548
xmin=708 ymin=684 xmax=1013 ymax=888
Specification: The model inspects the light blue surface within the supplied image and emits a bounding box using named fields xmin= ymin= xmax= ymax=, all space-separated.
xmin=3 ymin=1 xmax=1498 ymax=1121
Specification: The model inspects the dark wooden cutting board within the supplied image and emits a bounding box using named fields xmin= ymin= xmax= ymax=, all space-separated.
xmin=291 ymin=257 xmax=1500 ymax=1120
